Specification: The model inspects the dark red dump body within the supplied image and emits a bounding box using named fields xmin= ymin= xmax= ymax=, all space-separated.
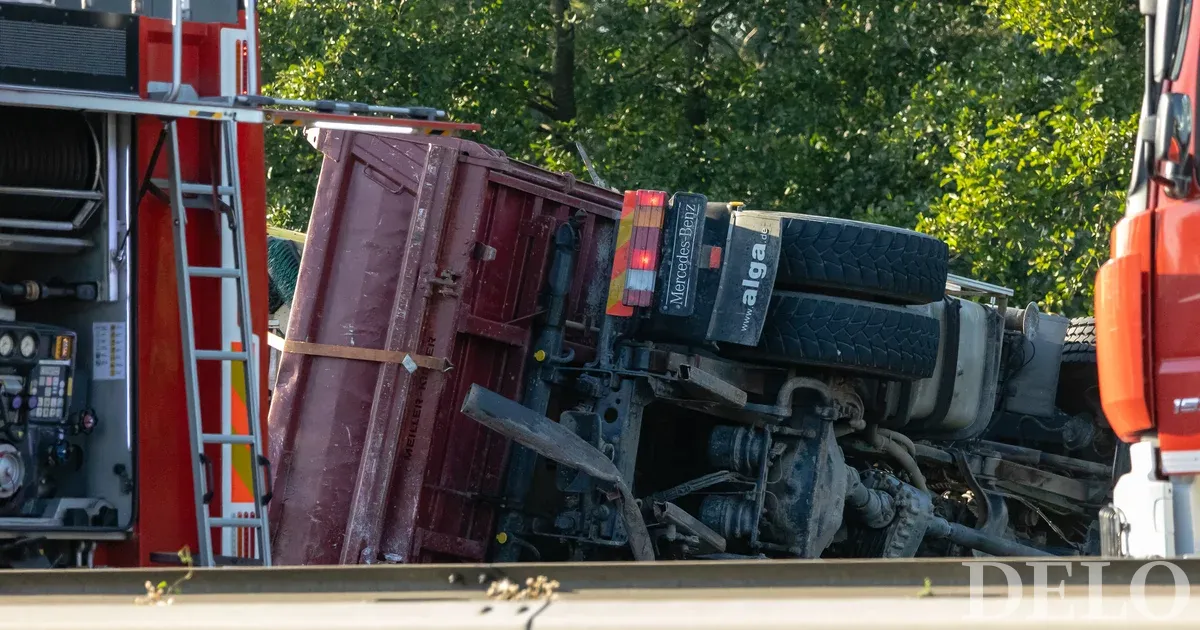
xmin=267 ymin=129 xmax=621 ymax=565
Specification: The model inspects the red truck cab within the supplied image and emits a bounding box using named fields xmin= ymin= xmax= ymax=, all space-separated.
xmin=1098 ymin=0 xmax=1200 ymax=556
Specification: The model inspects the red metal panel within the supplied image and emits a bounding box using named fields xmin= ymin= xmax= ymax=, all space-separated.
xmin=267 ymin=131 xmax=621 ymax=565
xmin=1151 ymin=4 xmax=1200 ymax=469
xmin=1153 ymin=198 xmax=1200 ymax=463
xmin=104 ymin=14 xmax=268 ymax=568
xmin=1096 ymin=237 xmax=1152 ymax=442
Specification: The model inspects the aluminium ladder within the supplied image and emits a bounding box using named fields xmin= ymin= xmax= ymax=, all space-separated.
xmin=160 ymin=117 xmax=273 ymax=568
xmin=155 ymin=108 xmax=466 ymax=567
xmin=146 ymin=103 xmax=460 ymax=568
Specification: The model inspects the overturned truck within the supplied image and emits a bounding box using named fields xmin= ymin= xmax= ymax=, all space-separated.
xmin=267 ymin=129 xmax=1113 ymax=564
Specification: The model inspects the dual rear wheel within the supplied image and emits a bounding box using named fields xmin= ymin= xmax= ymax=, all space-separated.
xmin=735 ymin=213 xmax=950 ymax=380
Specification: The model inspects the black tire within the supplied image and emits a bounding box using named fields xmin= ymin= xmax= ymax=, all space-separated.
xmin=1055 ymin=316 xmax=1115 ymax=462
xmin=1057 ymin=316 xmax=1100 ymax=417
xmin=267 ymin=236 xmax=302 ymax=313
xmin=735 ymin=291 xmax=942 ymax=380
xmin=1061 ymin=316 xmax=1096 ymax=365
xmin=767 ymin=212 xmax=949 ymax=304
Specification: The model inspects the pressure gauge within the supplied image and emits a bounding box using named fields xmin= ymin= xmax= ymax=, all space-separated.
xmin=18 ymin=335 xmax=35 ymax=359
xmin=0 ymin=334 xmax=12 ymax=358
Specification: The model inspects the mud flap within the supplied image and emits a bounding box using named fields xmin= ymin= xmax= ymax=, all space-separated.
xmin=706 ymin=212 xmax=781 ymax=346
xmin=459 ymin=384 xmax=655 ymax=561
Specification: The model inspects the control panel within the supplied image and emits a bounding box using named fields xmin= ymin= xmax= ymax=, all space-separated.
xmin=0 ymin=321 xmax=89 ymax=516
xmin=0 ymin=323 xmax=76 ymax=424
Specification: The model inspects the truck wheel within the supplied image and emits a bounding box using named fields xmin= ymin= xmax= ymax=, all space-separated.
xmin=734 ymin=291 xmax=941 ymax=380
xmin=1061 ymin=317 xmax=1096 ymax=365
xmin=1057 ymin=317 xmax=1099 ymax=416
xmin=267 ymin=236 xmax=303 ymax=313
xmin=1056 ymin=316 xmax=1115 ymax=460
xmin=767 ymin=212 xmax=949 ymax=305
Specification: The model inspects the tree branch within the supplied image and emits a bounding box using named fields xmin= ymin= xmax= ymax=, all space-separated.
xmin=623 ymin=31 xmax=689 ymax=78
xmin=527 ymin=98 xmax=558 ymax=118
xmin=622 ymin=0 xmax=737 ymax=79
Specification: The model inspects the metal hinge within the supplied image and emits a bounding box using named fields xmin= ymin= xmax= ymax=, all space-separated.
xmin=427 ymin=269 xmax=461 ymax=297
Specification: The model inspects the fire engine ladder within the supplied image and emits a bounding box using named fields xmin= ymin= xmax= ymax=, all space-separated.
xmin=149 ymin=106 xmax=468 ymax=570
xmin=155 ymin=116 xmax=272 ymax=568
xmin=134 ymin=89 xmax=467 ymax=571
xmin=148 ymin=113 xmax=472 ymax=570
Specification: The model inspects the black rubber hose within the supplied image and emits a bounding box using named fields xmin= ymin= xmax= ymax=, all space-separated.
xmin=0 ymin=106 xmax=100 ymax=221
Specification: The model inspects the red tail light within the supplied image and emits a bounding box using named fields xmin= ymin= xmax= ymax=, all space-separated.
xmin=622 ymin=190 xmax=667 ymax=307
xmin=631 ymin=250 xmax=656 ymax=270
xmin=606 ymin=190 xmax=668 ymax=315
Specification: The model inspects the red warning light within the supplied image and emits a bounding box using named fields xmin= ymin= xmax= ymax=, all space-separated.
xmin=632 ymin=250 xmax=656 ymax=270
xmin=636 ymin=190 xmax=666 ymax=208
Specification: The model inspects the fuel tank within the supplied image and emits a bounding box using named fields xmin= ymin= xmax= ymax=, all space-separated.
xmin=903 ymin=297 xmax=1005 ymax=439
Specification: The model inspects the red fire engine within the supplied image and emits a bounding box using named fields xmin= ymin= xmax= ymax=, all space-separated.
xmin=0 ymin=0 xmax=467 ymax=569
xmin=1099 ymin=0 xmax=1200 ymax=557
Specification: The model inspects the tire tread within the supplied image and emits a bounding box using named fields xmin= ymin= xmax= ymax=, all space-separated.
xmin=772 ymin=213 xmax=949 ymax=304
xmin=745 ymin=291 xmax=941 ymax=379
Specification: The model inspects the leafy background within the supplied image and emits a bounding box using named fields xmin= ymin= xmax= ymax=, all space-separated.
xmin=259 ymin=0 xmax=1141 ymax=315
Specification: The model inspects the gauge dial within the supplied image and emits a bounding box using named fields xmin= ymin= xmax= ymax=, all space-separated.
xmin=18 ymin=335 xmax=35 ymax=359
xmin=0 ymin=334 xmax=11 ymax=358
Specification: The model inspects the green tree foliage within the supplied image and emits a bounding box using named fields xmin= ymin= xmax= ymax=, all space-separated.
xmin=910 ymin=1 xmax=1141 ymax=313
xmin=259 ymin=0 xmax=1141 ymax=314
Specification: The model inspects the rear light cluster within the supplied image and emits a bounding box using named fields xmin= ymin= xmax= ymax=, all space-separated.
xmin=607 ymin=190 xmax=668 ymax=316
xmin=625 ymin=190 xmax=667 ymax=306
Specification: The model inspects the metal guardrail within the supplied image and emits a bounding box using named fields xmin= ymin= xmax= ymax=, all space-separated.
xmin=8 ymin=594 xmax=1200 ymax=630
xmin=0 ymin=558 xmax=1196 ymax=598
